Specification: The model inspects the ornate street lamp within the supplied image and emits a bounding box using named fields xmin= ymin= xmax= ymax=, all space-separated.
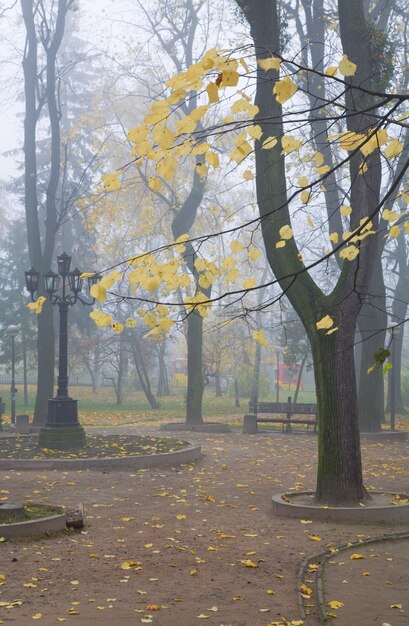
xmin=6 ymin=325 xmax=19 ymax=426
xmin=25 ymin=253 xmax=101 ymax=449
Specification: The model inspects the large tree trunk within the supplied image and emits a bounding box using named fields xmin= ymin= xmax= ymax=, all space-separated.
xmin=311 ymin=326 xmax=366 ymax=504
xmin=186 ymin=311 xmax=204 ymax=424
xmin=357 ymin=255 xmax=386 ymax=432
xmin=33 ymin=303 xmax=55 ymax=425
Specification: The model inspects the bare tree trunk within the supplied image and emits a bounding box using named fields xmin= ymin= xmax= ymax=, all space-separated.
xmin=131 ymin=335 xmax=160 ymax=410
xmin=293 ymin=353 xmax=307 ymax=404
xmin=21 ymin=0 xmax=71 ymax=425
xmin=157 ymin=341 xmax=170 ymax=397
xmin=22 ymin=330 xmax=29 ymax=406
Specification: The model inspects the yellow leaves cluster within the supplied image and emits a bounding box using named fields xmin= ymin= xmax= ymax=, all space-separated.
xmin=101 ymin=172 xmax=122 ymax=192
xmin=253 ymin=329 xmax=268 ymax=347
xmin=89 ymin=310 xmax=112 ymax=328
xmin=184 ymin=292 xmax=211 ymax=318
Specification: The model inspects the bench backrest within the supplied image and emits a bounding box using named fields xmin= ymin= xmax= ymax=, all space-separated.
xmin=249 ymin=398 xmax=317 ymax=416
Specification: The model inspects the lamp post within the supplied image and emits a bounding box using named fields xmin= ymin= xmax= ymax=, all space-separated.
xmin=6 ymin=325 xmax=19 ymax=426
xmin=25 ymin=253 xmax=100 ymax=449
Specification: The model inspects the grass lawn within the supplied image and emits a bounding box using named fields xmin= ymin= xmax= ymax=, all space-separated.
xmin=0 ymin=383 xmax=318 ymax=428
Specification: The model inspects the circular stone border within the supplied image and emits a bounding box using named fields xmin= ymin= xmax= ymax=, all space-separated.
xmin=272 ymin=491 xmax=409 ymax=523
xmin=0 ymin=506 xmax=66 ymax=539
xmin=361 ymin=430 xmax=408 ymax=442
xmin=160 ymin=423 xmax=231 ymax=433
xmin=0 ymin=444 xmax=202 ymax=471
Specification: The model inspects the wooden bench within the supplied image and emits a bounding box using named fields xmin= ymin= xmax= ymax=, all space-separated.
xmin=243 ymin=396 xmax=317 ymax=434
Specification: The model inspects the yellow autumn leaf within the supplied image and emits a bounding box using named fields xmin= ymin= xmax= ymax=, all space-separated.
xmin=301 ymin=190 xmax=312 ymax=205
xmin=273 ymin=76 xmax=298 ymax=104
xmin=101 ymin=172 xmax=121 ymax=192
xmin=308 ymin=534 xmax=322 ymax=541
xmin=316 ymin=315 xmax=334 ymax=330
xmin=242 ymin=278 xmax=256 ymax=289
xmin=279 ymin=225 xmax=293 ymax=240
xmin=350 ymin=553 xmax=365 ymax=560
xmin=248 ymin=245 xmax=262 ymax=261
xmin=90 ymin=284 xmax=107 ymax=303
xmin=220 ymin=69 xmax=239 ymax=87
xmin=300 ymin=583 xmax=313 ymax=598
xmin=328 ymin=600 xmax=345 ymax=609
xmin=247 ymin=125 xmax=263 ymax=140
xmin=262 ymin=136 xmax=278 ymax=150
xmin=206 ymin=82 xmax=219 ymax=103
xmin=205 ymin=152 xmax=219 ymax=168
xmin=388 ymin=225 xmax=401 ymax=238
xmin=325 ymin=66 xmax=338 ymax=76
xmin=313 ymin=151 xmax=324 ymax=166
xmin=228 ymin=241 xmax=243 ymax=255
xmin=338 ymin=54 xmax=357 ymax=76
xmin=281 ymin=135 xmax=303 ymax=154
xmin=120 ymin=560 xmax=141 ymax=570
xmin=32 ymin=615 xmax=42 ymax=620
xmin=127 ymin=124 xmax=149 ymax=144
xmin=307 ymin=215 xmax=314 ymax=228
xmin=158 ymin=318 xmax=174 ymax=332
xmin=243 ymin=169 xmax=254 ymax=181
xmin=383 ymin=138 xmax=404 ymax=159
xmin=276 ymin=240 xmax=286 ymax=249
xmin=382 ymin=209 xmax=401 ymax=222
xmin=125 ymin=318 xmax=137 ymax=328
xmin=253 ymin=329 xmax=268 ymax=347
xmin=339 ymin=245 xmax=359 ymax=261
xmin=340 ymin=205 xmax=352 ymax=216
xmin=27 ymin=295 xmax=47 ymax=315
xmin=240 ymin=559 xmax=258 ymax=568
xmin=258 ymin=56 xmax=281 ymax=72
xmin=148 ymin=177 xmax=162 ymax=192
xmin=195 ymin=163 xmax=208 ymax=180
xmin=111 ymin=321 xmax=124 ymax=334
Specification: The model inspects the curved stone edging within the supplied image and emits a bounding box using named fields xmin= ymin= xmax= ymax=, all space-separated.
xmin=0 ymin=445 xmax=202 ymax=471
xmin=0 ymin=508 xmax=66 ymax=538
xmin=272 ymin=491 xmax=409 ymax=523
xmin=361 ymin=430 xmax=408 ymax=442
xmin=300 ymin=530 xmax=409 ymax=624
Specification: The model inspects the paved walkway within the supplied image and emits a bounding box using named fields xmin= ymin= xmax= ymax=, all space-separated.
xmin=0 ymin=425 xmax=408 ymax=625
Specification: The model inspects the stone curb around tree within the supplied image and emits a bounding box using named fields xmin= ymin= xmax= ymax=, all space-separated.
xmin=361 ymin=430 xmax=408 ymax=442
xmin=272 ymin=491 xmax=409 ymax=523
xmin=297 ymin=530 xmax=409 ymax=624
xmin=0 ymin=507 xmax=66 ymax=539
xmin=0 ymin=445 xmax=202 ymax=471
